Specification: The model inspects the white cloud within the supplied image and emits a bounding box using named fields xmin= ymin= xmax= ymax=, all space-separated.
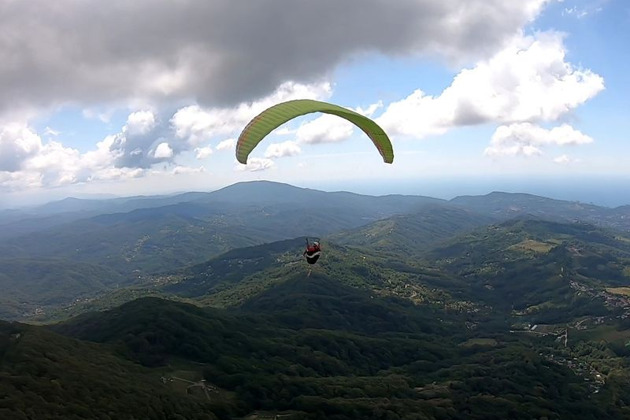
xmin=171 ymin=105 xmax=225 ymax=145
xmin=171 ymin=81 xmax=332 ymax=145
xmin=553 ymin=154 xmax=582 ymax=165
xmin=296 ymin=114 xmax=354 ymax=144
xmin=265 ymin=141 xmax=302 ymax=159
xmin=0 ymin=1 xmax=610 ymax=191
xmin=563 ymin=6 xmax=590 ymax=18
xmin=0 ymin=123 xmax=143 ymax=190
xmin=0 ymin=170 xmax=42 ymax=190
xmin=484 ymin=123 xmax=593 ymax=157
xmin=2 ymin=88 xmax=313 ymax=191
xmin=171 ymin=165 xmax=205 ymax=175
xmin=236 ymin=157 xmax=275 ymax=172
xmin=104 ymin=109 xmax=181 ymax=169
xmin=0 ymin=0 xmax=549 ymax=118
xmin=216 ymin=138 xmax=236 ymax=151
xmin=378 ymin=32 xmax=604 ymax=138
xmin=44 ymin=127 xmax=60 ymax=137
xmin=562 ymin=0 xmax=608 ymax=19
xmin=153 ymin=142 xmax=173 ymax=159
xmin=125 ymin=110 xmax=156 ymax=136
xmin=0 ymin=125 xmax=42 ymax=171
xmin=485 ymin=143 xmax=543 ymax=157
xmin=554 ymin=154 xmax=571 ymax=164
xmin=25 ymin=141 xmax=82 ymax=185
xmin=217 ymin=139 xmax=236 ymax=151
xmin=195 ymin=146 xmax=213 ymax=159
xmin=376 ymin=89 xmax=452 ymax=139
xmin=273 ymin=127 xmax=295 ymax=136
xmin=94 ymin=167 xmax=145 ymax=181
xmin=355 ymin=101 xmax=383 ymax=117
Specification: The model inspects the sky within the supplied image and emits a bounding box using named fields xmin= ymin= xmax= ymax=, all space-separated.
xmin=1 ymin=0 xmax=629 ymax=208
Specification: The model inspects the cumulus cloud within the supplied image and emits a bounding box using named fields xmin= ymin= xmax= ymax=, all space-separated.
xmin=171 ymin=165 xmax=205 ymax=175
xmin=553 ymin=154 xmax=581 ymax=164
xmin=25 ymin=141 xmax=83 ymax=186
xmin=82 ymin=82 xmax=329 ymax=171
xmin=153 ymin=142 xmax=173 ymax=159
xmin=295 ymin=114 xmax=355 ymax=144
xmin=376 ymin=90 xmax=453 ymax=138
xmin=1 ymin=77 xmax=338 ymax=191
xmin=106 ymin=132 xmax=160 ymax=169
xmin=125 ymin=110 xmax=157 ymax=136
xmin=0 ymin=0 xmax=550 ymax=117
xmin=378 ymin=32 xmax=604 ymax=138
xmin=216 ymin=138 xmax=236 ymax=151
xmin=0 ymin=170 xmax=42 ymax=191
xmin=98 ymin=110 xmax=179 ymax=169
xmin=265 ymin=141 xmax=302 ymax=159
xmin=171 ymin=106 xmax=218 ymax=145
xmin=0 ymin=125 xmax=42 ymax=172
xmin=0 ymin=123 xmax=147 ymax=190
xmin=237 ymin=157 xmax=275 ymax=172
xmin=195 ymin=146 xmax=213 ymax=159
xmin=90 ymin=167 xmax=145 ymax=182
xmin=355 ymin=101 xmax=383 ymax=118
xmin=484 ymin=123 xmax=594 ymax=157
xmin=171 ymin=81 xmax=332 ymax=145
xmin=1 ymin=1 xmax=608 ymax=189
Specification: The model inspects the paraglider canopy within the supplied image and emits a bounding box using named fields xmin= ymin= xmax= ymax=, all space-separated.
xmin=303 ymin=237 xmax=321 ymax=265
xmin=236 ymin=99 xmax=394 ymax=165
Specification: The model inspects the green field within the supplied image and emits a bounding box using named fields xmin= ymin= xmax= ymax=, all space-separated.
xmin=508 ymin=239 xmax=556 ymax=253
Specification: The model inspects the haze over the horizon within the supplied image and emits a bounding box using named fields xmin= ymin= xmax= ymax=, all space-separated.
xmin=1 ymin=1 xmax=628 ymax=208
xmin=3 ymin=176 xmax=629 ymax=210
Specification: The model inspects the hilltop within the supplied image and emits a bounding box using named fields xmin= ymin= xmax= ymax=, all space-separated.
xmin=3 ymin=181 xmax=630 ymax=321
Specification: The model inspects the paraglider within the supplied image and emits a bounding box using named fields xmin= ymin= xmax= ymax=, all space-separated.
xmin=303 ymin=238 xmax=321 ymax=265
xmin=235 ymin=99 xmax=393 ymax=268
xmin=235 ymin=99 xmax=394 ymax=165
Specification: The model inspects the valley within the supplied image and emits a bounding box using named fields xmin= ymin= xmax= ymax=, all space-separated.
xmin=1 ymin=181 xmax=630 ymax=419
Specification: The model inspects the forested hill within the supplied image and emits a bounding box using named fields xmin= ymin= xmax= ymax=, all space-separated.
xmin=4 ymin=207 xmax=630 ymax=417
xmin=38 ymin=287 xmax=630 ymax=419
xmin=0 ymin=182 xmax=443 ymax=320
xmin=0 ymin=319 xmax=218 ymax=419
xmin=3 ymin=178 xmax=630 ymax=322
xmin=331 ymin=203 xmax=496 ymax=256
xmin=450 ymin=191 xmax=630 ymax=231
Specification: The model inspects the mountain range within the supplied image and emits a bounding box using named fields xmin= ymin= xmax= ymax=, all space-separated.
xmin=2 ymin=181 xmax=630 ymax=418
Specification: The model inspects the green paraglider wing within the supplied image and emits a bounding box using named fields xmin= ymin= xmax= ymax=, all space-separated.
xmin=236 ymin=99 xmax=394 ymax=164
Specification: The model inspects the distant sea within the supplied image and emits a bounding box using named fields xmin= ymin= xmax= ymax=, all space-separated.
xmin=309 ymin=176 xmax=630 ymax=208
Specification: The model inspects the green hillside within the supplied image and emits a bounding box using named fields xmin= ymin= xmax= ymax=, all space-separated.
xmin=0 ymin=182 xmax=445 ymax=318
xmin=0 ymin=258 xmax=126 ymax=320
xmin=426 ymin=219 xmax=630 ymax=324
xmin=3 ymin=183 xmax=630 ymax=418
xmin=331 ymin=204 xmax=495 ymax=257
xmin=0 ymin=320 xmax=221 ymax=419
xmin=450 ymin=192 xmax=630 ymax=231
xmin=3 ymin=182 xmax=630 ymax=322
xmin=153 ymin=238 xmax=462 ymax=317
xmin=47 ymin=294 xmax=630 ymax=419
